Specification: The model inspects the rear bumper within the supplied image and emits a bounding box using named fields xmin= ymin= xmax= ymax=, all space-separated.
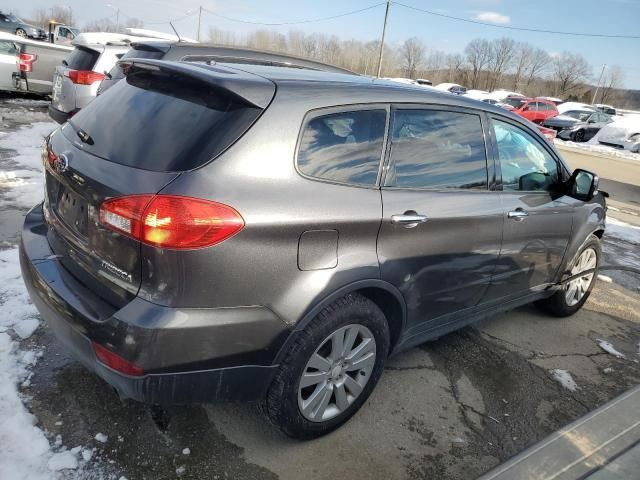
xmin=20 ymin=204 xmax=289 ymax=404
xmin=48 ymin=105 xmax=72 ymax=124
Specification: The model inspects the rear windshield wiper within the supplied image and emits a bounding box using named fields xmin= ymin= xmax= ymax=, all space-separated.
xmin=76 ymin=129 xmax=94 ymax=145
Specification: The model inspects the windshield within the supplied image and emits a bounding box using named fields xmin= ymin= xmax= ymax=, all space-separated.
xmin=504 ymin=97 xmax=525 ymax=108
xmin=565 ymin=111 xmax=592 ymax=121
xmin=69 ymin=27 xmax=79 ymax=35
xmin=7 ymin=14 xmax=22 ymax=23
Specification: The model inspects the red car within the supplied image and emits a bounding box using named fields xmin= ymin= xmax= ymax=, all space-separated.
xmin=504 ymin=97 xmax=559 ymax=124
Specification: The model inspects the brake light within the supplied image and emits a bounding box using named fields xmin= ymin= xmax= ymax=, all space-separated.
xmin=92 ymin=342 xmax=144 ymax=376
xmin=66 ymin=69 xmax=105 ymax=85
xmin=99 ymin=195 xmax=245 ymax=249
xmin=18 ymin=53 xmax=37 ymax=72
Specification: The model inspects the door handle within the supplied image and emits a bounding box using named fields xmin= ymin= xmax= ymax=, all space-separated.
xmin=508 ymin=209 xmax=529 ymax=221
xmin=391 ymin=213 xmax=428 ymax=228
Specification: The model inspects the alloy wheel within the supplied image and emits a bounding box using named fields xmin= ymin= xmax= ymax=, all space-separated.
xmin=298 ymin=324 xmax=376 ymax=422
xmin=565 ymin=247 xmax=597 ymax=307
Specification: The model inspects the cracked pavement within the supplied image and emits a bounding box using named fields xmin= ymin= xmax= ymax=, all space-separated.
xmin=3 ymin=97 xmax=640 ymax=479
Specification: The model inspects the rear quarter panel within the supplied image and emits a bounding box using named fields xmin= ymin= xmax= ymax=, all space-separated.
xmin=137 ymin=84 xmax=385 ymax=327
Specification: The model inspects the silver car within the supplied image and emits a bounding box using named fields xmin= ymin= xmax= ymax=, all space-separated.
xmin=49 ymin=41 xmax=130 ymax=123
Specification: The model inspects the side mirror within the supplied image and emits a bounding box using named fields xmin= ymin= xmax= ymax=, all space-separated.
xmin=568 ymin=169 xmax=599 ymax=201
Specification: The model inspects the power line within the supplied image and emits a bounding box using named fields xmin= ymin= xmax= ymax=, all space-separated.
xmin=201 ymin=3 xmax=386 ymax=26
xmin=393 ymin=1 xmax=640 ymax=39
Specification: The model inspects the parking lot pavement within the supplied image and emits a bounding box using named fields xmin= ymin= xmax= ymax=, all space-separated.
xmin=2 ymin=97 xmax=640 ymax=479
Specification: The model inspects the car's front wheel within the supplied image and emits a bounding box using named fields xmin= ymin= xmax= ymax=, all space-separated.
xmin=574 ymin=129 xmax=586 ymax=142
xmin=265 ymin=293 xmax=390 ymax=439
xmin=537 ymin=234 xmax=601 ymax=316
xmin=15 ymin=28 xmax=27 ymax=38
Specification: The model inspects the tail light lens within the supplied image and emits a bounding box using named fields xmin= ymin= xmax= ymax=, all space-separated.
xmin=66 ymin=69 xmax=105 ymax=85
xmin=99 ymin=195 xmax=245 ymax=250
xmin=18 ymin=53 xmax=37 ymax=72
xmin=92 ymin=342 xmax=144 ymax=376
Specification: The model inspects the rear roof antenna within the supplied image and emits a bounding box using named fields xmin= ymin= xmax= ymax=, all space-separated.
xmin=169 ymin=22 xmax=183 ymax=42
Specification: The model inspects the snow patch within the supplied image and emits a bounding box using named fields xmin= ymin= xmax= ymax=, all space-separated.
xmin=606 ymin=217 xmax=640 ymax=245
xmin=182 ymin=447 xmax=191 ymax=455
xmin=551 ymin=369 xmax=579 ymax=391
xmin=47 ymin=451 xmax=78 ymax=471
xmin=95 ymin=432 xmax=108 ymax=443
xmin=597 ymin=274 xmax=613 ymax=283
xmin=597 ymin=339 xmax=626 ymax=358
xmin=0 ymin=121 xmax=56 ymax=209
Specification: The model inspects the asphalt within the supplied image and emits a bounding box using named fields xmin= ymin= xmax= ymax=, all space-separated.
xmin=1 ymin=98 xmax=639 ymax=479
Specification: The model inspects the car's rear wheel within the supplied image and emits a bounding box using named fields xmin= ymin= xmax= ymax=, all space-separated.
xmin=265 ymin=293 xmax=389 ymax=439
xmin=537 ymin=235 xmax=601 ymax=317
xmin=15 ymin=28 xmax=27 ymax=38
xmin=575 ymin=129 xmax=586 ymax=142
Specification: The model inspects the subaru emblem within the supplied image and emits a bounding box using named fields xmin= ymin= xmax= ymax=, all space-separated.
xmin=53 ymin=154 xmax=69 ymax=174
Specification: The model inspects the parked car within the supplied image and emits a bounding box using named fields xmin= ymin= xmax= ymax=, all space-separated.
xmin=537 ymin=96 xmax=564 ymax=106
xmin=593 ymin=104 xmax=616 ymax=116
xmin=434 ymin=82 xmax=467 ymax=95
xmin=557 ymin=102 xmax=595 ymax=114
xmin=489 ymin=89 xmax=524 ymax=101
xmin=543 ymin=109 xmax=612 ymax=142
xmin=0 ymin=32 xmax=19 ymax=92
xmin=21 ymin=60 xmax=606 ymax=439
xmin=0 ymin=11 xmax=46 ymax=40
xmin=536 ymin=124 xmax=557 ymax=141
xmin=415 ymin=78 xmax=432 ymax=86
xmin=48 ymin=23 xmax=80 ymax=46
xmin=2 ymin=32 xmax=72 ymax=96
xmin=98 ymin=42 xmax=357 ymax=95
xmin=49 ymin=38 xmax=132 ymax=123
xmin=505 ymin=97 xmax=559 ymax=124
xmin=595 ymin=115 xmax=640 ymax=152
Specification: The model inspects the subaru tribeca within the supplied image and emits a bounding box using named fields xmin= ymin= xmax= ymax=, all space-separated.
xmin=21 ymin=60 xmax=605 ymax=439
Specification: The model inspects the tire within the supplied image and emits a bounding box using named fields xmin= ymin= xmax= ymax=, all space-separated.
xmin=574 ymin=129 xmax=585 ymax=142
xmin=537 ymin=234 xmax=601 ymax=317
xmin=265 ymin=293 xmax=390 ymax=439
xmin=15 ymin=28 xmax=27 ymax=38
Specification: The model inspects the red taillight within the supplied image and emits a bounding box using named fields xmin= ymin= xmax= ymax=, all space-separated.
xmin=18 ymin=53 xmax=37 ymax=73
xmin=92 ymin=342 xmax=144 ymax=376
xmin=66 ymin=69 xmax=105 ymax=85
xmin=99 ymin=195 xmax=245 ymax=250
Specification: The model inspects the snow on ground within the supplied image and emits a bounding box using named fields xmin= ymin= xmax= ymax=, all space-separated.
xmin=606 ymin=217 xmax=640 ymax=246
xmin=0 ymin=122 xmax=56 ymax=209
xmin=0 ymin=112 xmax=94 ymax=478
xmin=550 ymin=369 xmax=579 ymax=391
xmin=554 ymin=138 xmax=640 ymax=161
xmin=597 ymin=339 xmax=626 ymax=358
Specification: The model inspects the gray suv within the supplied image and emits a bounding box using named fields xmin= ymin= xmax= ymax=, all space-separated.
xmin=21 ymin=59 xmax=606 ymax=439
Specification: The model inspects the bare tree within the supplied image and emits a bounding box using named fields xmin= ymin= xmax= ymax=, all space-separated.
xmin=511 ymin=43 xmax=534 ymax=91
xmin=552 ymin=52 xmax=592 ymax=96
xmin=525 ymin=48 xmax=551 ymax=86
xmin=400 ymin=37 xmax=425 ymax=78
xmin=486 ymin=37 xmax=515 ymax=91
xmin=124 ymin=18 xmax=144 ymax=29
xmin=598 ymin=66 xmax=625 ymax=104
xmin=29 ymin=5 xmax=74 ymax=28
xmin=465 ymin=39 xmax=492 ymax=89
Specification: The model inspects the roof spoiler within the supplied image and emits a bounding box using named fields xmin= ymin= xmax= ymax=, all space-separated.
xmin=120 ymin=59 xmax=276 ymax=109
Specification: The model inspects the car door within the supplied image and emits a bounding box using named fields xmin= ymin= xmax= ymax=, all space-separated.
xmin=586 ymin=113 xmax=609 ymax=141
xmin=377 ymin=106 xmax=503 ymax=336
xmin=483 ymin=116 xmax=575 ymax=302
xmin=0 ymin=39 xmax=18 ymax=91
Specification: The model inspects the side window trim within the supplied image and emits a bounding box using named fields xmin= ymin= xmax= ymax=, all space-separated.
xmin=294 ymin=103 xmax=391 ymax=189
xmin=488 ymin=115 xmax=569 ymax=193
xmin=381 ymin=103 xmax=491 ymax=192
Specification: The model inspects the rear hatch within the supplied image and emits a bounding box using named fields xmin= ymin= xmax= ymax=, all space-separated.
xmin=52 ymin=44 xmax=102 ymax=113
xmin=45 ymin=60 xmax=275 ymax=309
xmin=97 ymin=42 xmax=168 ymax=95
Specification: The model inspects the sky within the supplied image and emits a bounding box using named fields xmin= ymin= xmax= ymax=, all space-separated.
xmin=18 ymin=0 xmax=640 ymax=89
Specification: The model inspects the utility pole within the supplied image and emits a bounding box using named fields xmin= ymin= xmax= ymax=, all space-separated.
xmin=376 ymin=0 xmax=390 ymax=78
xmin=197 ymin=6 xmax=202 ymax=41
xmin=591 ymin=64 xmax=607 ymax=105
xmin=115 ymin=8 xmax=119 ymax=32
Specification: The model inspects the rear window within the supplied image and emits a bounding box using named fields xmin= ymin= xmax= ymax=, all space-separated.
xmin=65 ymin=66 xmax=263 ymax=172
xmin=297 ymin=110 xmax=387 ymax=186
xmin=66 ymin=46 xmax=100 ymax=71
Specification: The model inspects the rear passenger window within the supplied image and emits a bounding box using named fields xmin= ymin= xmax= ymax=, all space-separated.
xmin=386 ymin=109 xmax=488 ymax=190
xmin=297 ymin=110 xmax=386 ymax=186
xmin=66 ymin=46 xmax=100 ymax=71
